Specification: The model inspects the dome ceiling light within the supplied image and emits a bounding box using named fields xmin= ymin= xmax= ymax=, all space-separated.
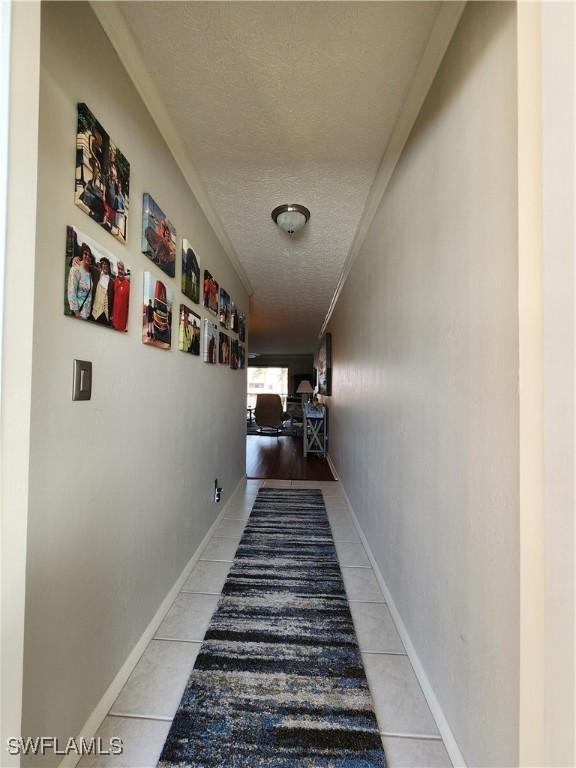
xmin=271 ymin=204 xmax=310 ymax=235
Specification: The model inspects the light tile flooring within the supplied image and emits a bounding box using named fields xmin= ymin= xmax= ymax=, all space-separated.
xmin=80 ymin=479 xmax=452 ymax=768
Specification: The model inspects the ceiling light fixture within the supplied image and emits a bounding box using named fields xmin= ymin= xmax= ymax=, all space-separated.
xmin=271 ymin=204 xmax=310 ymax=235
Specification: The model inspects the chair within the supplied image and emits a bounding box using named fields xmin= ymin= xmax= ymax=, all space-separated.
xmin=254 ymin=394 xmax=284 ymax=434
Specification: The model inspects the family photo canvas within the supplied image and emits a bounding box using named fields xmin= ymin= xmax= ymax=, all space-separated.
xmin=181 ymin=239 xmax=200 ymax=304
xmin=203 ymin=319 xmax=218 ymax=364
xmin=64 ymin=225 xmax=131 ymax=332
xmin=141 ymin=193 xmax=176 ymax=277
xmin=142 ymin=271 xmax=173 ymax=350
xmin=203 ymin=270 xmax=219 ymax=315
xmin=219 ymin=288 xmax=231 ymax=329
xmin=219 ymin=332 xmax=230 ymax=365
xmin=179 ymin=305 xmax=201 ymax=356
xmin=74 ymin=103 xmax=130 ymax=244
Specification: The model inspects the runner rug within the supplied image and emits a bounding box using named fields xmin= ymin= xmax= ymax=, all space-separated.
xmin=158 ymin=487 xmax=387 ymax=767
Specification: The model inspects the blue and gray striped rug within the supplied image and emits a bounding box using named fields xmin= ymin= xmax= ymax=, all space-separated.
xmin=158 ymin=487 xmax=387 ymax=767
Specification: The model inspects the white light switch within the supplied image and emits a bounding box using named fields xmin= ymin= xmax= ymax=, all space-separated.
xmin=72 ymin=360 xmax=92 ymax=401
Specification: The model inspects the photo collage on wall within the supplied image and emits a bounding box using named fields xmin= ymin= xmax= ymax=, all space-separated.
xmin=67 ymin=103 xmax=247 ymax=368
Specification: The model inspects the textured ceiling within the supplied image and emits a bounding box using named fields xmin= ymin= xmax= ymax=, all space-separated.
xmin=118 ymin=1 xmax=440 ymax=353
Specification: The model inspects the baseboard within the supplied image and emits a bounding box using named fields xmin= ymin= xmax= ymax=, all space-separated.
xmin=326 ymin=452 xmax=340 ymax=481
xmin=59 ymin=475 xmax=246 ymax=768
xmin=331 ymin=461 xmax=467 ymax=768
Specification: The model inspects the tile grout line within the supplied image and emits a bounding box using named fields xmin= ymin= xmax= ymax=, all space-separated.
xmin=107 ymin=712 xmax=173 ymax=723
xmin=348 ymin=598 xmax=387 ymax=604
xmin=380 ymin=731 xmax=443 ymax=742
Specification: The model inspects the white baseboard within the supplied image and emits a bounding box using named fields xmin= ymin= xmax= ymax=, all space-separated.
xmin=325 ymin=452 xmax=340 ymax=481
xmin=328 ymin=454 xmax=467 ymax=768
xmin=59 ymin=475 xmax=246 ymax=768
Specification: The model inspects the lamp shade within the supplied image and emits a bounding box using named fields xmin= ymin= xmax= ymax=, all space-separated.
xmin=296 ymin=380 xmax=314 ymax=394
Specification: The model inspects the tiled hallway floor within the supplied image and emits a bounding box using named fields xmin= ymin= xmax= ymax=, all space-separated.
xmin=80 ymin=480 xmax=452 ymax=768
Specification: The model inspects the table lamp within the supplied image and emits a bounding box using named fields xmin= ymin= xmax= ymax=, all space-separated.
xmin=296 ymin=380 xmax=314 ymax=406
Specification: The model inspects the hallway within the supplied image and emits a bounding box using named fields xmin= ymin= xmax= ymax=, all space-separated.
xmin=3 ymin=2 xmax=574 ymax=767
xmin=79 ymin=480 xmax=451 ymax=768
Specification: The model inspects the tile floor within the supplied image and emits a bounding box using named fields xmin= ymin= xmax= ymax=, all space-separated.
xmin=79 ymin=479 xmax=452 ymax=768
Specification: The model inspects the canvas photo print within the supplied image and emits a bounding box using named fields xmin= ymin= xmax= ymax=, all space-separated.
xmin=141 ymin=193 xmax=176 ymax=277
xmin=203 ymin=270 xmax=219 ymax=315
xmin=142 ymin=271 xmax=173 ymax=349
xmin=219 ymin=332 xmax=230 ymax=365
xmin=181 ymin=239 xmax=200 ymax=304
xmin=64 ymin=225 xmax=131 ymax=332
xmin=238 ymin=312 xmax=246 ymax=343
xmin=238 ymin=345 xmax=245 ymax=370
xmin=75 ymin=103 xmax=130 ymax=244
xmin=203 ymin=319 xmax=218 ymax=364
xmin=179 ymin=304 xmax=201 ymax=356
xmin=230 ymin=302 xmax=238 ymax=333
xmin=230 ymin=338 xmax=239 ymax=370
xmin=219 ymin=288 xmax=231 ymax=329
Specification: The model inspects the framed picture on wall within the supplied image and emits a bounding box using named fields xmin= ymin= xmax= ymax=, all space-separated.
xmin=238 ymin=312 xmax=246 ymax=342
xmin=238 ymin=345 xmax=246 ymax=370
xmin=316 ymin=332 xmax=332 ymax=395
xmin=219 ymin=332 xmax=230 ymax=365
xmin=230 ymin=301 xmax=238 ymax=333
xmin=203 ymin=318 xmax=218 ymax=363
xmin=219 ymin=288 xmax=230 ymax=329
xmin=203 ymin=270 xmax=219 ymax=315
xmin=230 ymin=338 xmax=239 ymax=370
xmin=141 ymin=193 xmax=176 ymax=277
xmin=74 ymin=103 xmax=130 ymax=244
xmin=181 ymin=239 xmax=200 ymax=303
xmin=142 ymin=271 xmax=172 ymax=350
xmin=178 ymin=304 xmax=201 ymax=356
xmin=64 ymin=225 xmax=131 ymax=332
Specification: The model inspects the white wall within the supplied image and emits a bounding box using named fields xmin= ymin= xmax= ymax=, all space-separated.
xmin=21 ymin=2 xmax=248 ymax=758
xmin=540 ymin=2 xmax=575 ymax=762
xmin=327 ymin=4 xmax=519 ymax=766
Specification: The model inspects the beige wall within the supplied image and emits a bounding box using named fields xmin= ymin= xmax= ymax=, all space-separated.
xmin=327 ymin=4 xmax=519 ymax=766
xmin=21 ymin=2 xmax=248 ymax=758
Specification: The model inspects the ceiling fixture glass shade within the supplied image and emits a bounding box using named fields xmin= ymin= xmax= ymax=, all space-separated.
xmin=271 ymin=204 xmax=310 ymax=235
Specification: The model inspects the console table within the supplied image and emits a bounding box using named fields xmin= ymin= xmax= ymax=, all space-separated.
xmin=303 ymin=405 xmax=327 ymax=457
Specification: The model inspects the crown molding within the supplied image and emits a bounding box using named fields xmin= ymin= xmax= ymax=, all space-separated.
xmin=319 ymin=1 xmax=466 ymax=337
xmin=90 ymin=1 xmax=254 ymax=297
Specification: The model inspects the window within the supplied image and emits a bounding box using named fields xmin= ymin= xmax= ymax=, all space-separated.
xmin=247 ymin=367 xmax=288 ymax=408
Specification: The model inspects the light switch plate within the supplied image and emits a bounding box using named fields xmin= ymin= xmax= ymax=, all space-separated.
xmin=72 ymin=359 xmax=92 ymax=401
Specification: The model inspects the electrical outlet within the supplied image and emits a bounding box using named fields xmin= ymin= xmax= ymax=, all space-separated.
xmin=214 ymin=479 xmax=222 ymax=503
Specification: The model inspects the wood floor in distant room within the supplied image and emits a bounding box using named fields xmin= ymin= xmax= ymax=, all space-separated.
xmin=246 ymin=435 xmax=336 ymax=481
